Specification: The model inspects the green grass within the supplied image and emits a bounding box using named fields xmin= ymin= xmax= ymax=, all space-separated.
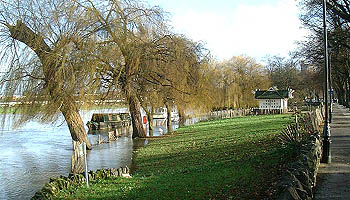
xmin=55 ymin=114 xmax=297 ymax=199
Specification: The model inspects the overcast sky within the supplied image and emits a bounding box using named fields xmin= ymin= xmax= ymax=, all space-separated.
xmin=147 ymin=0 xmax=308 ymax=62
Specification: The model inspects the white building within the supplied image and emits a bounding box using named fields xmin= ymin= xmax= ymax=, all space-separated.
xmin=254 ymin=87 xmax=294 ymax=113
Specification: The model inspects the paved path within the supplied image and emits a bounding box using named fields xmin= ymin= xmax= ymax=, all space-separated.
xmin=314 ymin=104 xmax=350 ymax=200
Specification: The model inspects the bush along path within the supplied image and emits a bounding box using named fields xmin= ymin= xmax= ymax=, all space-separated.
xmin=51 ymin=114 xmax=317 ymax=199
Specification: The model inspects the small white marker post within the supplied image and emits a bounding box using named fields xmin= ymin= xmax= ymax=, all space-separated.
xmin=83 ymin=142 xmax=89 ymax=188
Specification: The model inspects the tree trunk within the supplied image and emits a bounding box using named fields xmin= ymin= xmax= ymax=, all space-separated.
xmin=165 ymin=102 xmax=172 ymax=133
xmin=139 ymin=101 xmax=153 ymax=131
xmin=147 ymin=111 xmax=154 ymax=131
xmin=346 ymin=79 xmax=350 ymax=108
xmin=127 ymin=92 xmax=146 ymax=138
xmin=147 ymin=106 xmax=154 ymax=136
xmin=71 ymin=141 xmax=85 ymax=173
xmin=60 ymin=100 xmax=92 ymax=149
xmin=178 ymin=107 xmax=186 ymax=127
xmin=336 ymin=87 xmax=345 ymax=106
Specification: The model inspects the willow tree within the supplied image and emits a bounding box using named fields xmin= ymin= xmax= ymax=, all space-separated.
xmin=0 ymin=0 xmax=99 ymax=149
xmin=230 ymin=56 xmax=270 ymax=108
xmin=137 ymin=34 xmax=210 ymax=129
xmin=76 ymin=0 xmax=172 ymax=138
xmin=167 ymin=38 xmax=212 ymax=123
xmin=211 ymin=56 xmax=270 ymax=109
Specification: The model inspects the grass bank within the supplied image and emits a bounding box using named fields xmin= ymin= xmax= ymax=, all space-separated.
xmin=56 ymin=114 xmax=297 ymax=199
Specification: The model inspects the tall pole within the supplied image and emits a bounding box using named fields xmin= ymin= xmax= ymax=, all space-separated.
xmin=328 ymin=51 xmax=333 ymax=123
xmin=321 ymin=0 xmax=331 ymax=164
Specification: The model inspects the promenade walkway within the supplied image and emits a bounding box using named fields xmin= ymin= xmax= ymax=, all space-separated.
xmin=314 ymin=104 xmax=350 ymax=199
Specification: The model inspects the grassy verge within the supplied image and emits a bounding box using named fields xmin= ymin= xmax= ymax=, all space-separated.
xmin=55 ymin=114 xmax=297 ymax=199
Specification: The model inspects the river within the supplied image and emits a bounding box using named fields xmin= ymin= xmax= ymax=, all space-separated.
xmin=0 ymin=108 xmax=180 ymax=200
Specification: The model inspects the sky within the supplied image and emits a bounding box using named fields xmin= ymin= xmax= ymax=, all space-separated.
xmin=147 ymin=0 xmax=308 ymax=62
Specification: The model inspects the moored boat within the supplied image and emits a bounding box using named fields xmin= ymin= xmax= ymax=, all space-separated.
xmin=87 ymin=113 xmax=131 ymax=131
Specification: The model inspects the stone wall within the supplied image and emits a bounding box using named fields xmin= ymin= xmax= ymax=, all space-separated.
xmin=208 ymin=108 xmax=288 ymax=120
xmin=209 ymin=109 xmax=251 ymax=119
xmin=276 ymin=110 xmax=323 ymax=200
xmin=32 ymin=167 xmax=130 ymax=200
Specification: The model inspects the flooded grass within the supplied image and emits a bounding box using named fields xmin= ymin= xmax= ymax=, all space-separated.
xmin=56 ymin=114 xmax=298 ymax=199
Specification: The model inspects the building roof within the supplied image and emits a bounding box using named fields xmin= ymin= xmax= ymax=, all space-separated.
xmin=255 ymin=87 xmax=292 ymax=99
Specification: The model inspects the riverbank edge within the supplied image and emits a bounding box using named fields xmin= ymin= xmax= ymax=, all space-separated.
xmin=32 ymin=112 xmax=323 ymax=199
xmin=31 ymin=167 xmax=131 ymax=200
xmin=276 ymin=110 xmax=323 ymax=200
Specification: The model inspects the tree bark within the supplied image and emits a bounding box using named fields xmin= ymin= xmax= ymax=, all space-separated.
xmin=147 ymin=106 xmax=154 ymax=137
xmin=147 ymin=110 xmax=153 ymax=131
xmin=127 ymin=92 xmax=146 ymax=138
xmin=71 ymin=141 xmax=85 ymax=173
xmin=139 ymin=100 xmax=153 ymax=131
xmin=6 ymin=21 xmax=92 ymax=149
xmin=165 ymin=102 xmax=172 ymax=133
xmin=346 ymin=79 xmax=350 ymax=108
xmin=60 ymin=100 xmax=92 ymax=149
xmin=178 ymin=107 xmax=186 ymax=127
xmin=336 ymin=88 xmax=342 ymax=105
xmin=336 ymin=86 xmax=345 ymax=106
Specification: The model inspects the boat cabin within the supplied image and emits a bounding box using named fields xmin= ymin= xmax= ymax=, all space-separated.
xmin=153 ymin=106 xmax=179 ymax=121
xmin=87 ymin=113 xmax=131 ymax=130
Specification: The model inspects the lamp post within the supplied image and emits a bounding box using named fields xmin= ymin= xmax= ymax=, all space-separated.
xmin=321 ymin=0 xmax=331 ymax=164
xmin=328 ymin=46 xmax=333 ymax=123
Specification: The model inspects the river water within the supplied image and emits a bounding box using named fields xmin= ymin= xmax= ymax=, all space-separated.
xmin=0 ymin=108 xmax=180 ymax=200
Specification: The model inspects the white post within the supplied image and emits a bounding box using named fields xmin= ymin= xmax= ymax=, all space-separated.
xmin=83 ymin=142 xmax=89 ymax=188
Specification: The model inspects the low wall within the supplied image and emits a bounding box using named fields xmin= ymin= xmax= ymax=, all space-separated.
xmin=209 ymin=109 xmax=251 ymax=119
xmin=277 ymin=110 xmax=323 ymax=200
xmin=277 ymin=134 xmax=322 ymax=199
xmin=32 ymin=167 xmax=130 ymax=200
xmin=206 ymin=108 xmax=290 ymax=121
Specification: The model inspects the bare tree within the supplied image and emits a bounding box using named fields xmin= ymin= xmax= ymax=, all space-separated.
xmin=299 ymin=0 xmax=350 ymax=106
